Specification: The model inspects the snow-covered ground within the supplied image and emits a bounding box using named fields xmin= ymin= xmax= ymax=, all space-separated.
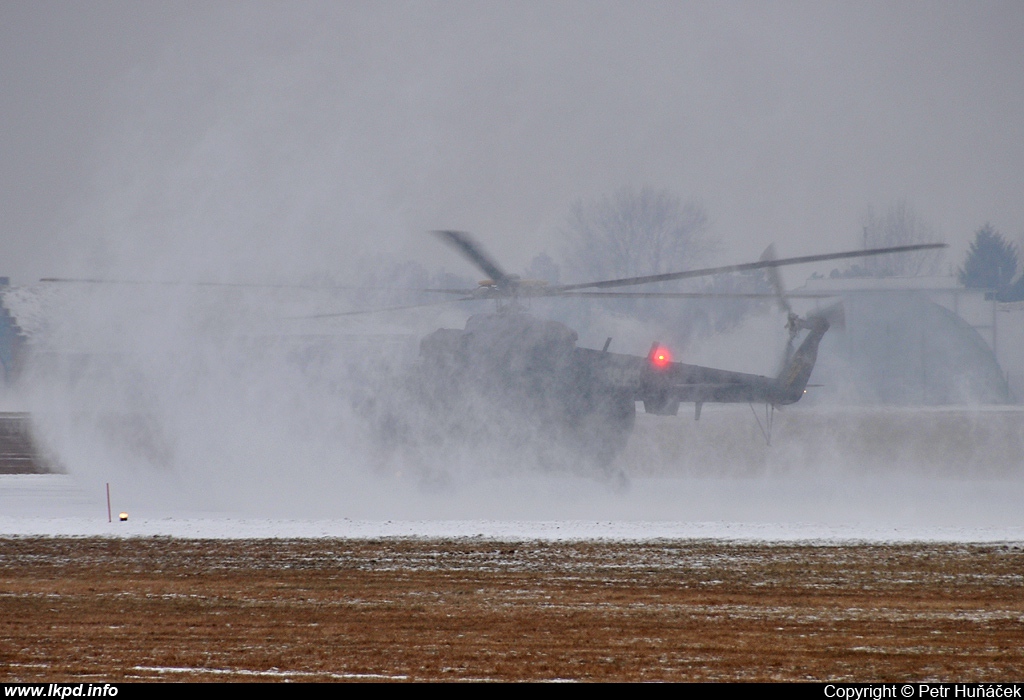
xmin=3 ymin=473 xmax=1022 ymax=543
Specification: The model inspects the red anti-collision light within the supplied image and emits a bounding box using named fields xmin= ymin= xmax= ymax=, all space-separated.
xmin=649 ymin=344 xmax=672 ymax=369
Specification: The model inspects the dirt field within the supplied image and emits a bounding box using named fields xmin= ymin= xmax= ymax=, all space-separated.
xmin=2 ymin=537 xmax=1023 ymax=682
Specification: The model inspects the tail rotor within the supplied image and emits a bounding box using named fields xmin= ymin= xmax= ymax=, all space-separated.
xmin=761 ymin=244 xmax=801 ymax=373
xmin=760 ymin=244 xmax=845 ymax=374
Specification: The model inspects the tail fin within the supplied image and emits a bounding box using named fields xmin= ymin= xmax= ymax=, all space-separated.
xmin=774 ymin=303 xmax=842 ymax=404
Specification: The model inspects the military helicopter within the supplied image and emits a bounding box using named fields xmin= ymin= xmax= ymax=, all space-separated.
xmin=36 ymin=231 xmax=944 ymax=478
xmin=343 ymin=230 xmax=946 ymax=476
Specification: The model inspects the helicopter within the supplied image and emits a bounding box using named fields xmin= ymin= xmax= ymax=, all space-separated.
xmin=345 ymin=230 xmax=946 ymax=477
xmin=32 ymin=231 xmax=946 ymax=479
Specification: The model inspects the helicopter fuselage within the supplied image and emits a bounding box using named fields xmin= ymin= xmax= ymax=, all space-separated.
xmin=411 ymin=310 xmax=829 ymax=470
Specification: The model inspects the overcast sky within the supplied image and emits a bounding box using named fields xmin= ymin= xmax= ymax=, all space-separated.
xmin=3 ymin=1 xmax=1023 ymax=285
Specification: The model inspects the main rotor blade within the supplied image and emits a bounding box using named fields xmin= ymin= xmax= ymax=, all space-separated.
xmin=547 ymin=290 xmax=837 ymax=300
xmin=431 ymin=230 xmax=511 ymax=286
xmin=288 ymin=296 xmax=476 ymax=319
xmin=40 ymin=277 xmax=331 ymax=289
xmin=554 ymin=243 xmax=947 ymax=292
xmin=39 ymin=277 xmax=476 ymax=295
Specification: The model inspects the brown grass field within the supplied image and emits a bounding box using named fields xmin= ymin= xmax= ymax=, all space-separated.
xmin=2 ymin=537 xmax=1023 ymax=682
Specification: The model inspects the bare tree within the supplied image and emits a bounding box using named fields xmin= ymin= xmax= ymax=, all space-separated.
xmin=557 ymin=187 xmax=770 ymax=347
xmin=562 ymin=186 xmax=715 ymax=283
xmin=838 ymin=201 xmax=944 ymax=277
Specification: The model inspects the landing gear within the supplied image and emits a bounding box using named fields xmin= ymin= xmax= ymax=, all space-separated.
xmin=750 ymin=402 xmax=776 ymax=446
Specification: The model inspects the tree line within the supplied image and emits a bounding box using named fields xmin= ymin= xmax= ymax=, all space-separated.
xmin=558 ymin=189 xmax=1024 ymax=302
